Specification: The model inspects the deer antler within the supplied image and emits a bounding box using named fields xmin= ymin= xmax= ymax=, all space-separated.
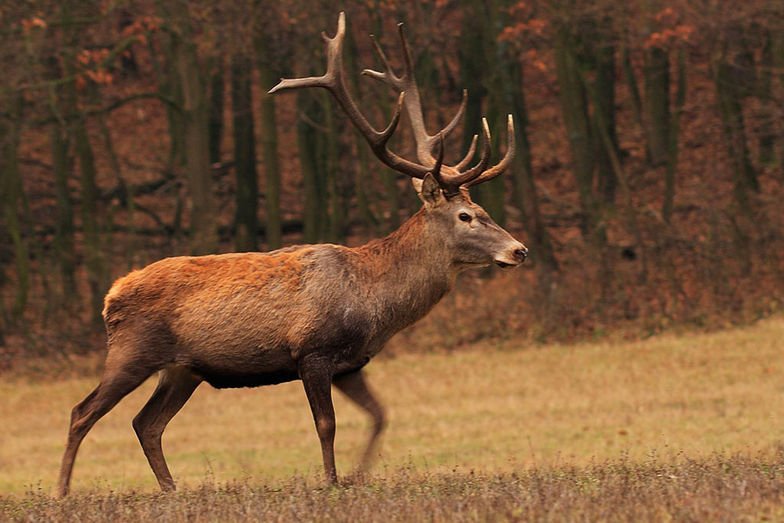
xmin=464 ymin=115 xmax=516 ymax=188
xmin=269 ymin=12 xmax=515 ymax=196
xmin=362 ymin=25 xmax=468 ymax=168
xmin=269 ymin=13 xmax=430 ymax=179
xmin=362 ymin=20 xmax=515 ymax=194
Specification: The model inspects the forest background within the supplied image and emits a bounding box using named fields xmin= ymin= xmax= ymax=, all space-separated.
xmin=1 ymin=0 xmax=783 ymax=365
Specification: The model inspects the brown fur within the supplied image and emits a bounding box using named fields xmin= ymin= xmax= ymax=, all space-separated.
xmin=57 ymin=186 xmax=526 ymax=497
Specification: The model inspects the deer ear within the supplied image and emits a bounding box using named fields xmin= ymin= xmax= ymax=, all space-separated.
xmin=417 ymin=173 xmax=444 ymax=206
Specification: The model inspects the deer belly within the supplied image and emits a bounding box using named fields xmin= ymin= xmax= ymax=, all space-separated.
xmin=199 ymin=368 xmax=299 ymax=389
xmin=188 ymin=345 xmax=299 ymax=389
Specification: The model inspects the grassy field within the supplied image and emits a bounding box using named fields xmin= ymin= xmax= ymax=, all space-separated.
xmin=1 ymin=316 xmax=784 ymax=520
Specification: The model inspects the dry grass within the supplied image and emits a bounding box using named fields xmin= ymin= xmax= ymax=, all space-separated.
xmin=4 ymin=456 xmax=784 ymax=522
xmin=1 ymin=316 xmax=784 ymax=520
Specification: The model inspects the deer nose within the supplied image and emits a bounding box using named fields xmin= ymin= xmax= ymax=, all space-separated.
xmin=513 ymin=247 xmax=528 ymax=263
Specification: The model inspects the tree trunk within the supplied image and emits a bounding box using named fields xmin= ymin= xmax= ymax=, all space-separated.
xmin=585 ymin=70 xmax=650 ymax=283
xmin=757 ymin=30 xmax=775 ymax=166
xmin=152 ymin=33 xmax=186 ymax=174
xmin=257 ymin=39 xmax=282 ymax=250
xmin=324 ymin=100 xmax=345 ymax=243
xmin=773 ymin=29 xmax=784 ymax=181
xmin=0 ymin=93 xmax=29 ymax=321
xmin=164 ymin=1 xmax=218 ymax=255
xmin=663 ymin=49 xmax=686 ymax=223
xmin=151 ymin=7 xmax=187 ymax=248
xmin=643 ymin=46 xmax=670 ymax=167
xmin=593 ymin=40 xmax=618 ymax=204
xmin=208 ymin=60 xmax=225 ymax=165
xmin=554 ymin=28 xmax=597 ymax=235
xmin=480 ymin=68 xmax=506 ymax=228
xmin=622 ymin=45 xmax=644 ymax=130
xmin=297 ymin=92 xmax=322 ymax=244
xmin=72 ymin=107 xmax=107 ymax=321
xmin=48 ymin=1 xmax=78 ymax=307
xmin=715 ymin=57 xmax=759 ymax=214
xmin=231 ymin=53 xmax=258 ymax=252
xmin=49 ymin=114 xmax=77 ymax=298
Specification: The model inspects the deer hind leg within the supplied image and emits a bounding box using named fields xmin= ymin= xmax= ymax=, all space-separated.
xmin=132 ymin=366 xmax=201 ymax=492
xmin=57 ymin=350 xmax=156 ymax=498
xmin=299 ymin=355 xmax=338 ymax=485
xmin=333 ymin=369 xmax=387 ymax=475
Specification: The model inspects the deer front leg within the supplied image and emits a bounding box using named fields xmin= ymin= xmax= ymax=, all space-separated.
xmin=333 ymin=369 xmax=386 ymax=475
xmin=299 ymin=354 xmax=338 ymax=485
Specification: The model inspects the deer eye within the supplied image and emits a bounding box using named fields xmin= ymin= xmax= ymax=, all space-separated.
xmin=458 ymin=212 xmax=472 ymax=222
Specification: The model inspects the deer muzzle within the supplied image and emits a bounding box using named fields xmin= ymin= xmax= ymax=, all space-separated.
xmin=494 ymin=243 xmax=528 ymax=268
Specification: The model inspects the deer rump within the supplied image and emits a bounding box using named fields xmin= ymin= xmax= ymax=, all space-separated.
xmin=103 ymin=246 xmax=380 ymax=389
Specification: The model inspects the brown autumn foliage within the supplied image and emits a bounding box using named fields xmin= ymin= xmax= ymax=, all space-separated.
xmin=0 ymin=0 xmax=783 ymax=365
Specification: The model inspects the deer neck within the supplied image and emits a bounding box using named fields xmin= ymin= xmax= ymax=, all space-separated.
xmin=356 ymin=208 xmax=454 ymax=326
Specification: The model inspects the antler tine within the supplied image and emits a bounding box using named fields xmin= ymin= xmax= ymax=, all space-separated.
xmin=397 ymin=22 xmax=415 ymax=81
xmin=378 ymin=92 xmax=405 ymax=144
xmin=430 ymin=133 xmax=447 ymax=187
xmin=438 ymin=118 xmax=492 ymax=192
xmin=362 ymin=34 xmax=404 ymax=89
xmin=463 ymin=118 xmax=493 ymax=177
xmin=437 ymin=89 xmax=468 ymax=143
xmin=464 ymin=115 xmax=516 ymax=188
xmin=391 ymin=22 xmax=436 ymax=166
xmin=269 ymin=13 xmax=346 ymax=95
xmin=454 ymin=133 xmax=478 ymax=171
xmin=269 ymin=12 xmax=431 ymax=179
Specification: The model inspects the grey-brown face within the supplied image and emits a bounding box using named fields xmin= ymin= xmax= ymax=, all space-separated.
xmin=418 ymin=176 xmax=528 ymax=270
xmin=439 ymin=196 xmax=527 ymax=269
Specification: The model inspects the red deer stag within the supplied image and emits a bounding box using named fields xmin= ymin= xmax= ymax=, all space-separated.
xmin=57 ymin=12 xmax=527 ymax=497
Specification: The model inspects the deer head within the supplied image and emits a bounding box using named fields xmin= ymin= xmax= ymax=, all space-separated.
xmin=415 ymin=174 xmax=527 ymax=269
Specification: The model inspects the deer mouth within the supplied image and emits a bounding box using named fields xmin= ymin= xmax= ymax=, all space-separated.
xmin=494 ymin=246 xmax=527 ymax=268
